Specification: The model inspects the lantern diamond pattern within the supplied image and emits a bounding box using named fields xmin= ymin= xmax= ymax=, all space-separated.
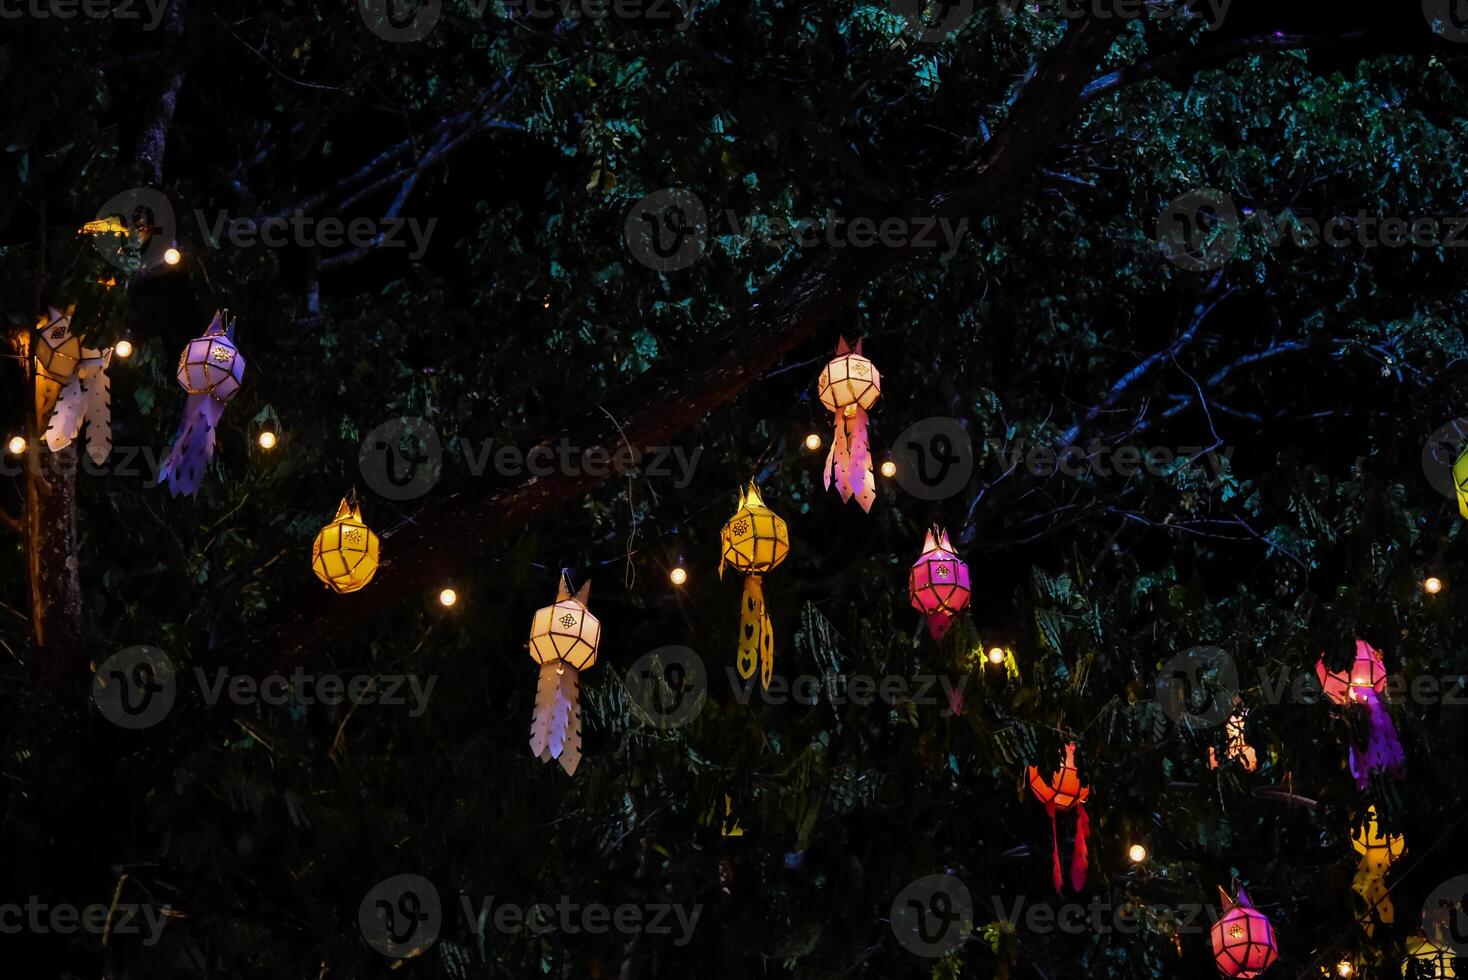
xmin=35 ymin=307 xmax=82 ymax=385
xmin=311 ymin=496 xmax=380 ymax=594
xmin=1210 ymin=886 xmax=1278 ymax=978
xmin=720 ymin=483 xmax=789 ymax=687
xmin=528 ymin=573 xmax=600 ymax=775
xmin=909 ymin=526 xmax=971 ymax=641
xmin=816 ymin=337 xmax=881 ymax=511
xmin=1027 ymin=742 xmax=1091 ymax=893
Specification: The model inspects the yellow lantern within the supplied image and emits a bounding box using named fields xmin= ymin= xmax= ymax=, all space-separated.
xmin=528 ymin=572 xmax=600 ymax=775
xmin=1405 ymin=936 xmax=1456 ymax=979
xmin=719 ymin=482 xmax=789 ymax=687
xmin=311 ymin=495 xmax=380 ymax=594
xmin=1351 ymin=805 xmax=1405 ymax=934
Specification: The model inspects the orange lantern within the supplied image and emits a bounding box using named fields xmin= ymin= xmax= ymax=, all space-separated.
xmin=719 ymin=483 xmax=790 ymax=688
xmin=1210 ymin=886 xmax=1278 ymax=978
xmin=1027 ymin=742 xmax=1091 ymax=892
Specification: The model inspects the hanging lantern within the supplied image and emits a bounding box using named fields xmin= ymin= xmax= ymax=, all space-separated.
xmin=719 ymin=482 xmax=789 ymax=688
xmin=311 ymin=495 xmax=380 ymax=594
xmin=815 ymin=337 xmax=881 ymax=511
xmin=33 ymin=307 xmax=81 ymax=420
xmin=1405 ymin=935 xmax=1456 ymax=979
xmin=1351 ymin=805 xmax=1405 ymax=935
xmin=158 ymin=310 xmax=246 ymax=496
xmin=1208 ymin=705 xmax=1259 ymax=771
xmin=1454 ymin=444 xmax=1468 ymax=520
xmin=1027 ymin=742 xmax=1091 ymax=893
xmin=527 ymin=571 xmax=600 ymax=776
xmin=1211 ymin=886 xmax=1278 ymax=978
xmin=1315 ymin=639 xmax=1405 ymax=791
xmin=909 ymin=526 xmax=971 ymax=641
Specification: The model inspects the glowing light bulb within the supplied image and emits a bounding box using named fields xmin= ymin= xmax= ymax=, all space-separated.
xmin=6 ymin=436 xmax=26 ymax=456
xmin=257 ymin=431 xmax=277 ymax=450
xmin=439 ymin=588 xmax=458 ymax=608
xmin=987 ymin=647 xmax=1005 ymax=665
xmin=880 ymin=460 xmax=897 ymax=478
xmin=670 ymin=566 xmax=688 ymax=587
xmin=114 ymin=339 xmax=134 ymax=359
xmin=1335 ymin=962 xmax=1353 ymax=978
xmin=163 ymin=246 xmax=182 ymax=266
xmin=804 ymin=433 xmax=822 ymax=451
xmin=1425 ymin=576 xmax=1444 ymax=594
xmin=1127 ymin=844 xmax=1148 ymax=863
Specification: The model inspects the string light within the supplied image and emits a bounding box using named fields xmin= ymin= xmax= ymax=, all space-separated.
xmin=1127 ymin=843 xmax=1148 ymax=863
xmin=1334 ymin=962 xmax=1353 ymax=978
xmin=439 ymin=588 xmax=458 ymax=608
xmin=163 ymin=246 xmax=182 ymax=266
xmin=6 ymin=436 xmax=26 ymax=456
xmin=257 ymin=431 xmax=278 ymax=450
xmin=987 ymin=647 xmax=1006 ymax=665
xmin=804 ymin=433 xmax=822 ymax=451
xmin=1424 ymin=576 xmax=1444 ymax=594
xmin=113 ymin=339 xmax=134 ymax=359
xmin=880 ymin=459 xmax=897 ymax=478
xmin=670 ymin=566 xmax=688 ymax=587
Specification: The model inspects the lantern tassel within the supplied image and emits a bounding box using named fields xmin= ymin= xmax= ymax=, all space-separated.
xmin=1071 ymin=802 xmax=1089 ymax=892
xmin=1349 ymin=689 xmax=1405 ymax=792
xmin=825 ymin=406 xmax=875 ymax=512
xmin=158 ymin=393 xmax=226 ymax=497
xmin=1048 ymin=804 xmax=1063 ymax=893
xmin=738 ymin=575 xmax=773 ymax=687
xmin=925 ymin=607 xmax=957 ymax=643
xmin=529 ymin=662 xmax=583 ymax=775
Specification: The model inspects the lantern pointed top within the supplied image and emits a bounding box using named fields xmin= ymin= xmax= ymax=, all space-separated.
xmin=922 ymin=528 xmax=938 ymax=554
xmin=741 ymin=481 xmax=767 ymax=511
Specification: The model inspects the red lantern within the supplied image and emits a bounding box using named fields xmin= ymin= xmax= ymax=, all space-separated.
xmin=1210 ymin=886 xmax=1278 ymax=978
xmin=1027 ymin=742 xmax=1091 ymax=892
xmin=909 ymin=526 xmax=971 ymax=641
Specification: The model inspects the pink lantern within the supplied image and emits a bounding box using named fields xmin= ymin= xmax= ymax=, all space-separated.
xmin=1315 ymin=639 xmax=1387 ymax=704
xmin=1315 ymin=639 xmax=1404 ymax=791
xmin=1210 ymin=886 xmax=1278 ymax=978
xmin=908 ymin=526 xmax=971 ymax=641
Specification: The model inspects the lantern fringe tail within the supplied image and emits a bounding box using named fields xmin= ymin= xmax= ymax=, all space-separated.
xmin=1048 ymin=805 xmax=1062 ymax=893
xmin=158 ymin=393 xmax=226 ymax=497
xmin=825 ymin=407 xmax=874 ymax=512
xmin=926 ymin=609 xmax=957 ymax=642
xmin=1071 ymin=802 xmax=1089 ymax=892
xmin=529 ymin=662 xmax=583 ymax=776
xmin=738 ymin=575 xmax=774 ymax=687
xmin=1350 ymin=689 xmax=1405 ymax=791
